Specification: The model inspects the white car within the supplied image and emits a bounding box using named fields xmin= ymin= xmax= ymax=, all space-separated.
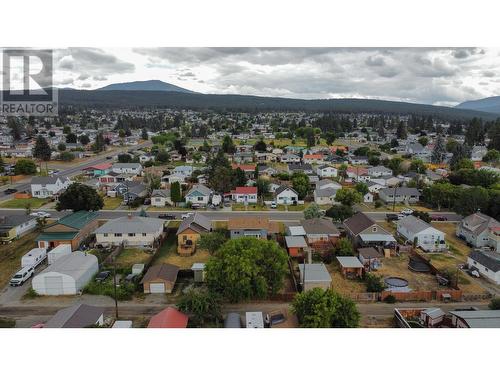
xmin=400 ymin=208 xmax=413 ymax=216
xmin=270 ymin=201 xmax=277 ymax=209
xmin=30 ymin=211 xmax=51 ymax=218
xmin=181 ymin=212 xmax=194 ymax=219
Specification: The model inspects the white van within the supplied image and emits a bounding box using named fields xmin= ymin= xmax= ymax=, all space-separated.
xmin=21 ymin=248 xmax=47 ymax=268
xmin=9 ymin=265 xmax=35 ymax=287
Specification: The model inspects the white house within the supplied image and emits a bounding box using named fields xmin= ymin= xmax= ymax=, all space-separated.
xmin=173 ymin=165 xmax=194 ymax=177
xmin=230 ymin=186 xmax=258 ymax=204
xmin=275 ymin=185 xmax=299 ymax=205
xmin=94 ymin=215 xmax=165 ymax=247
xmin=32 ymin=252 xmax=98 ymax=295
xmin=367 ymin=165 xmax=393 ymax=178
xmin=316 ymin=165 xmax=338 ymax=178
xmin=185 ymin=184 xmax=213 ymax=207
xmin=456 ymin=213 xmax=500 ymax=251
xmin=30 ymin=176 xmax=71 ymax=198
xmin=363 ymin=192 xmax=374 ymax=203
xmin=397 ymin=215 xmax=446 ymax=252
xmin=112 ymin=163 xmax=143 ymax=175
xmin=280 ymin=153 xmax=301 ymax=163
xmin=151 ymin=189 xmax=173 ymax=207
xmin=379 ymin=187 xmax=420 ymax=204
xmin=313 ymin=179 xmax=342 ymax=205
xmin=467 ymin=250 xmax=500 ymax=285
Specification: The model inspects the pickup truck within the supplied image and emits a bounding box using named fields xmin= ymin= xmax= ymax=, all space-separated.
xmin=9 ymin=265 xmax=35 ymax=287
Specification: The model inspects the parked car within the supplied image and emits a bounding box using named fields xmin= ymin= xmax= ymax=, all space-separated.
xmin=386 ymin=213 xmax=399 ymax=221
xmin=270 ymin=201 xmax=277 ymax=209
xmin=158 ymin=213 xmax=176 ymax=220
xmin=143 ymin=198 xmax=151 ymax=205
xmin=30 ymin=211 xmax=51 ymax=218
xmin=9 ymin=265 xmax=35 ymax=287
xmin=430 ymin=215 xmax=447 ymax=221
xmin=400 ymin=208 xmax=414 ymax=216
xmin=181 ymin=212 xmax=194 ymax=219
xmin=4 ymin=188 xmax=17 ymax=195
xmin=95 ymin=271 xmax=111 ymax=283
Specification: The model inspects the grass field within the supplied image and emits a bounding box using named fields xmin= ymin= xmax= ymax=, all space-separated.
xmin=102 ymin=197 xmax=122 ymax=210
xmin=115 ymin=248 xmax=153 ymax=268
xmin=0 ymin=231 xmax=39 ymax=288
xmin=154 ymin=233 xmax=211 ymax=269
xmin=232 ymin=203 xmax=269 ymax=211
xmin=0 ymin=198 xmax=49 ymax=209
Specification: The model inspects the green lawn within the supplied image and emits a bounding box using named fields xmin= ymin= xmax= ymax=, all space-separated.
xmin=115 ymin=248 xmax=153 ymax=268
xmin=232 ymin=203 xmax=269 ymax=211
xmin=102 ymin=196 xmax=122 ymax=210
xmin=0 ymin=198 xmax=49 ymax=209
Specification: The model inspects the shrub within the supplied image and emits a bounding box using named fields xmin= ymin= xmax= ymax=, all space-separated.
xmin=0 ymin=317 xmax=16 ymax=328
xmin=83 ymin=280 xmax=135 ymax=301
xmin=23 ymin=287 xmax=40 ymax=299
xmin=374 ymin=199 xmax=383 ymax=208
xmin=365 ymin=273 xmax=385 ymax=292
xmin=489 ymin=297 xmax=500 ymax=310
xmin=384 ymin=294 xmax=397 ymax=304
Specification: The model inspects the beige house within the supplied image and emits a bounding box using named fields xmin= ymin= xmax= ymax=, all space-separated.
xmin=94 ymin=215 xmax=165 ymax=248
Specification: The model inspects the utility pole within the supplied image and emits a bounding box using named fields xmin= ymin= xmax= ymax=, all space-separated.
xmin=113 ymin=243 xmax=122 ymax=320
xmin=392 ymin=184 xmax=397 ymax=212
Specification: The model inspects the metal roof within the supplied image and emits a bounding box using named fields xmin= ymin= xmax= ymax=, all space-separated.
xmin=38 ymin=251 xmax=98 ymax=280
xmin=336 ymin=256 xmax=364 ymax=268
xmin=298 ymin=263 xmax=332 ymax=283
xmin=285 ymin=236 xmax=307 ymax=248
xmin=359 ymin=233 xmax=396 ymax=242
xmin=57 ymin=211 xmax=99 ymax=230
xmin=449 ymin=310 xmax=500 ymax=328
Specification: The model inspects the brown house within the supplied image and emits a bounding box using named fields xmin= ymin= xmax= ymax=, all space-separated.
xmin=36 ymin=211 xmax=99 ymax=250
xmin=227 ymin=216 xmax=280 ymax=239
xmin=176 ymin=213 xmax=212 ymax=256
xmin=141 ymin=263 xmax=180 ymax=294
xmin=300 ymin=218 xmax=340 ymax=252
xmin=344 ymin=212 xmax=396 ymax=249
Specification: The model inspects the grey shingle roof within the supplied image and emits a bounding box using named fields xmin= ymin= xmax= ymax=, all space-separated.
xmin=95 ymin=216 xmax=165 ymax=234
xmin=45 ymin=303 xmax=104 ymax=328
xmin=344 ymin=212 xmax=376 ymax=236
xmin=300 ymin=218 xmax=340 ymax=235
xmin=397 ymin=215 xmax=433 ymax=234
xmin=469 ymin=250 xmax=500 ymax=272
xmin=186 ymin=184 xmax=213 ymax=197
xmin=176 ymin=213 xmax=212 ymax=235
xmin=151 ymin=189 xmax=171 ymax=198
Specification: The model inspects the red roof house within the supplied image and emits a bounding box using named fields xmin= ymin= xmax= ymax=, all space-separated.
xmin=147 ymin=307 xmax=188 ymax=328
xmin=229 ymin=186 xmax=258 ymax=203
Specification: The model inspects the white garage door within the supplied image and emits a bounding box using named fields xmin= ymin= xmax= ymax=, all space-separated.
xmin=149 ymin=283 xmax=165 ymax=293
xmin=45 ymin=276 xmax=64 ymax=295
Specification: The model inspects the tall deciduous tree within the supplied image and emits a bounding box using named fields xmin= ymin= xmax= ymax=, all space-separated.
xmin=291 ymin=288 xmax=360 ymax=328
xmin=56 ymin=183 xmax=104 ymax=212
xmin=334 ymin=188 xmax=362 ymax=206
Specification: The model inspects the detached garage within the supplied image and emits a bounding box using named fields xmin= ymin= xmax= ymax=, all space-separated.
xmin=32 ymin=251 xmax=98 ymax=295
xmin=141 ymin=263 xmax=179 ymax=294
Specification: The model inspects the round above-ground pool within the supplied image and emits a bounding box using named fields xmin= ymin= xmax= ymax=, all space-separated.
xmin=384 ymin=276 xmax=409 ymax=291
xmin=408 ymin=257 xmax=432 ymax=273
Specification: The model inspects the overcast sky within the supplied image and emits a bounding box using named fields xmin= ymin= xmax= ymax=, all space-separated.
xmin=34 ymin=47 xmax=500 ymax=106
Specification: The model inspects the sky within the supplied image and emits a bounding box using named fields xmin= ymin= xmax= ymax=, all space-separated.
xmin=6 ymin=47 xmax=500 ymax=106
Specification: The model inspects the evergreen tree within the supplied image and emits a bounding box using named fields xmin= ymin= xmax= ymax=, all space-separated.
xmin=33 ymin=135 xmax=51 ymax=161
xmin=431 ymin=135 xmax=446 ymax=163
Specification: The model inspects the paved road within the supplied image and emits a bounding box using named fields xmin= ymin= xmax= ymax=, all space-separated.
xmin=0 ymin=141 xmax=152 ymax=202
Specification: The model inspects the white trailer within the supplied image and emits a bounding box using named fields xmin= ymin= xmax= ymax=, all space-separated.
xmin=47 ymin=244 xmax=72 ymax=265
xmin=21 ymin=248 xmax=47 ymax=268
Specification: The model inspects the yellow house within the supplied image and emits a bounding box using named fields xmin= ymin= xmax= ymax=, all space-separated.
xmin=176 ymin=213 xmax=212 ymax=256
xmin=0 ymin=214 xmax=37 ymax=243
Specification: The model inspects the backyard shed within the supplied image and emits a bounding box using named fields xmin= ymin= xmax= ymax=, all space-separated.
xmin=32 ymin=251 xmax=98 ymax=295
xmin=336 ymin=256 xmax=364 ymax=279
xmin=224 ymin=313 xmax=242 ymax=328
xmin=141 ymin=263 xmax=179 ymax=294
xmin=298 ymin=263 xmax=332 ymax=291
xmin=191 ymin=263 xmax=206 ymax=282
xmin=285 ymin=236 xmax=308 ymax=257
xmin=47 ymin=244 xmax=72 ymax=265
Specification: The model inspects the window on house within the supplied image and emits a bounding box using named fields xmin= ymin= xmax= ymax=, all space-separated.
xmin=142 ymin=233 xmax=147 ymax=237
xmin=114 ymin=233 xmax=122 ymax=237
xmin=372 ymin=227 xmax=377 ymax=232
xmin=103 ymin=233 xmax=108 ymax=237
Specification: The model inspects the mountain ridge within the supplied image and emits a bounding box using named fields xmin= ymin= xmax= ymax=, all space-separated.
xmin=456 ymin=96 xmax=500 ymax=114
xmin=96 ymin=79 xmax=194 ymax=94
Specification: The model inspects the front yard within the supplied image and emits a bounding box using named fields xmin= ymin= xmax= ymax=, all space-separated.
xmin=102 ymin=196 xmax=122 ymax=210
xmin=114 ymin=248 xmax=154 ymax=269
xmin=0 ymin=197 xmax=49 ymax=209
xmin=0 ymin=231 xmax=39 ymax=288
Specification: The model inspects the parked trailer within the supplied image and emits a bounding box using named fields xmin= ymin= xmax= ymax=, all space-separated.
xmin=21 ymin=248 xmax=47 ymax=268
xmin=47 ymin=244 xmax=72 ymax=265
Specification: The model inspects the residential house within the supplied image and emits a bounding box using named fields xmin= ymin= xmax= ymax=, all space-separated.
xmin=274 ymin=185 xmax=299 ymax=205
xmin=122 ymin=182 xmax=148 ymax=204
xmin=36 ymin=211 xmax=99 ymax=250
xmin=379 ymin=187 xmax=420 ymax=204
xmin=258 ymin=165 xmax=278 ymax=177
xmin=233 ymin=152 xmax=254 ymax=164
xmin=456 ymin=213 xmax=500 ymax=251
xmin=397 ymin=215 xmax=446 ymax=252
xmin=31 ymin=176 xmax=71 ymax=198
xmin=363 ymin=192 xmax=374 ymax=203
xmin=349 ymin=155 xmax=369 ymax=165
xmin=303 ymin=154 xmax=325 ymax=165
xmin=231 ymin=164 xmax=256 ymax=178
xmin=230 ymin=186 xmax=258 ymax=204
xmin=288 ymin=163 xmax=314 ymax=175
xmin=0 ymin=214 xmax=37 ymax=243
xmin=280 ymin=153 xmax=301 ymax=163
xmin=227 ymin=216 xmax=279 ymax=239
xmin=300 ymin=218 xmax=341 ymax=249
xmin=344 ymin=212 xmax=396 ymax=248
xmin=94 ymin=215 xmax=165 ymax=248
xmin=151 ymin=189 xmax=173 ymax=207
xmin=176 ymin=213 xmax=212 ymax=256
xmin=313 ymin=179 xmax=342 ymax=205
xmin=367 ymin=165 xmax=392 ymax=178
xmin=316 ymin=165 xmax=338 ymax=178
xmin=82 ymin=163 xmax=112 ymax=177
xmin=141 ymin=263 xmax=179 ymax=294
xmin=449 ymin=309 xmax=500 ymax=328
xmin=467 ymin=250 xmax=500 ymax=285
xmin=112 ymin=163 xmax=143 ymax=175
xmin=185 ymin=184 xmax=213 ymax=207
xmin=471 ymin=146 xmax=488 ymax=161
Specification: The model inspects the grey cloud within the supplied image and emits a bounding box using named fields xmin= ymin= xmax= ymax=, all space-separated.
xmin=56 ymin=48 xmax=135 ymax=77
xmin=365 ymin=56 xmax=385 ymax=67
